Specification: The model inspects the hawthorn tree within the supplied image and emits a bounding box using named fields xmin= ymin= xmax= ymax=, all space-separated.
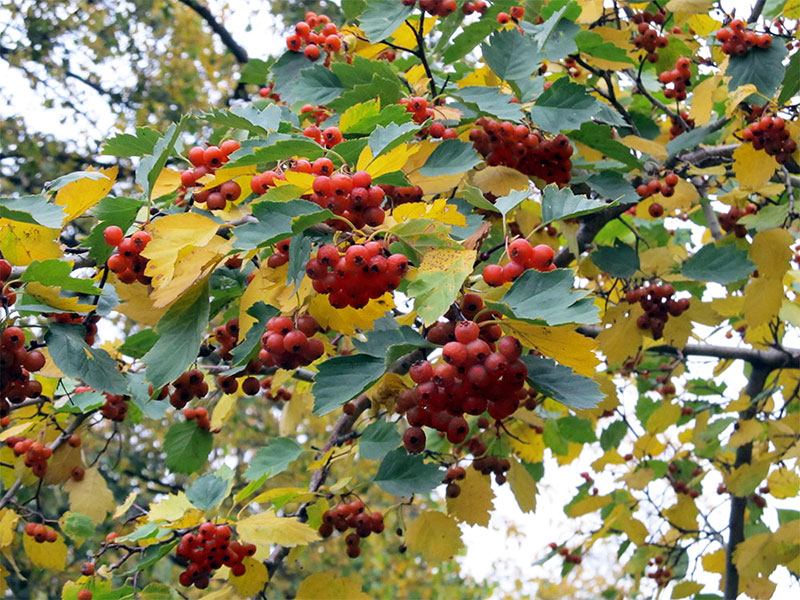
xmin=0 ymin=0 xmax=799 ymax=599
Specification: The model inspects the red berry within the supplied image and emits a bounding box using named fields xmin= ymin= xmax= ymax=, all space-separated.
xmin=103 ymin=226 xmax=124 ymax=247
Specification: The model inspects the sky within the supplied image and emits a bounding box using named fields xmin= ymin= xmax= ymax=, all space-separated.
xmin=2 ymin=0 xmax=798 ymax=598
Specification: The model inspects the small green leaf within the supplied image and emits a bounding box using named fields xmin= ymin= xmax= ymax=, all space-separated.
xmin=600 ymin=420 xmax=628 ymax=452
xmin=229 ymin=303 xmax=279 ymax=368
xmin=405 ymin=249 xmax=477 ymax=325
xmin=117 ymin=329 xmax=160 ymax=359
xmin=164 ymin=421 xmax=213 ymax=475
xmin=312 ymin=354 xmax=387 ymax=415
xmin=557 ymin=416 xmax=597 ymax=443
xmin=530 ymin=77 xmax=602 ymax=133
xmin=540 ymin=184 xmax=614 ymax=224
xmin=234 ymin=199 xmax=330 ymax=250
xmin=102 ymin=127 xmax=161 ymax=157
xmin=359 ymin=420 xmax=402 ymax=461
xmin=0 ymin=195 xmax=65 ymax=228
xmin=60 ymin=512 xmax=94 ymax=541
xmin=186 ymin=474 xmax=230 ymax=510
xmin=543 ymin=419 xmax=569 ymax=455
xmin=284 ymin=65 xmax=344 ymax=106
xmin=726 ymin=43 xmax=788 ymax=98
xmin=369 ymin=121 xmax=419 ymax=156
xmin=592 ymin=240 xmax=640 ymax=279
xmin=454 ymin=86 xmax=523 ymax=121
xmin=778 ymin=51 xmax=800 ymax=106
xmin=681 ymin=243 xmax=755 ymax=284
xmin=244 ymin=438 xmax=304 ymax=482
xmin=202 ymin=104 xmax=282 ymax=134
xmin=521 ymin=355 xmax=603 ymax=410
xmin=568 ymin=122 xmax=641 ymax=169
xmin=359 ymin=0 xmax=414 ymax=41
xmin=373 ymin=448 xmax=442 ymax=497
xmin=21 ymin=260 xmax=100 ymax=294
xmin=135 ymin=118 xmax=187 ymax=200
xmin=419 ymin=139 xmax=482 ymax=177
xmin=481 ymin=28 xmax=540 ymax=82
xmin=586 ymin=172 xmax=639 ymax=205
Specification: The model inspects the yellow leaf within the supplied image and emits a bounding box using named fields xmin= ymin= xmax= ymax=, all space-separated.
xmin=743 ymin=576 xmax=777 ymax=600
xmin=622 ymin=467 xmax=654 ymax=490
xmin=672 ymin=581 xmax=704 ymax=598
xmin=0 ymin=422 xmax=33 ymax=442
xmin=577 ymin=0 xmax=604 ymax=22
xmin=148 ymin=492 xmax=192 ymax=522
xmin=507 ymin=458 xmax=536 ymax=513
xmin=614 ymin=512 xmax=648 ymax=546
xmin=744 ymin=277 xmax=783 ymax=328
xmin=0 ymin=219 xmax=61 ymax=266
xmin=750 ymin=228 xmax=793 ymax=279
xmin=152 ymin=236 xmax=230 ymax=307
xmin=390 ymin=15 xmax=436 ymax=49
xmin=639 ymin=247 xmax=679 ymax=276
xmin=54 ymin=167 xmax=117 ymax=223
xmin=733 ymin=143 xmax=778 ymax=191
xmin=113 ymin=491 xmax=138 ymax=519
xmin=621 ymin=136 xmax=667 ymax=161
xmin=357 ymin=143 xmax=418 ymax=179
xmin=702 ymin=548 xmax=726 ymax=574
xmin=634 ymin=433 xmax=666 ymax=458
xmin=151 ymin=168 xmax=183 ymax=198
xmin=114 ymin=275 xmax=169 ymax=325
xmin=277 ymin=171 xmax=316 ymax=195
xmin=471 ymin=166 xmax=530 ymax=196
xmin=0 ymin=510 xmax=19 ymax=549
xmin=725 ymin=84 xmax=759 ymax=117
xmin=403 ymin=140 xmax=466 ymax=195
xmin=663 ymin=495 xmax=698 ymax=531
xmin=393 ymin=198 xmax=467 ymax=226
xmin=659 ymin=178 xmax=699 ymax=212
xmin=295 ymin=573 xmax=370 ymax=600
xmin=500 ymin=321 xmax=599 ymax=377
xmin=198 ymin=165 xmax=257 ymax=192
xmin=665 ymin=0 xmax=712 ymax=13
xmin=688 ymin=75 xmax=718 ymax=125
xmin=24 ymin=281 xmax=96 ymax=313
xmin=596 ymin=303 xmax=643 ymax=366
xmin=23 ymin=531 xmax=67 ymax=570
xmin=567 ymin=494 xmax=611 ymax=517
xmin=509 ymin=424 xmax=545 ymax=463
xmin=729 ymin=419 xmax=763 ymax=447
xmin=688 ymin=14 xmax=721 ymax=35
xmin=41 ymin=442 xmax=82 ymax=485
xmin=307 ymin=291 xmax=393 ymax=336
xmin=211 ymin=393 xmax=239 ymax=430
xmin=63 ymin=466 xmax=116 ymax=524
xmin=405 ymin=511 xmax=463 ymax=562
xmin=446 ymin=469 xmax=494 ymax=526
xmin=200 ymin=586 xmax=236 ymax=600
xmin=767 ymin=468 xmax=800 ymax=499
xmin=645 ymin=402 xmax=681 ymax=434
xmin=725 ymin=460 xmax=771 ymax=496
xmin=229 ymin=556 xmax=268 ymax=597
xmin=238 ymin=263 xmax=312 ymax=334
xmin=235 ymin=511 xmax=320 ymax=550
xmin=339 ymin=100 xmax=380 ymax=133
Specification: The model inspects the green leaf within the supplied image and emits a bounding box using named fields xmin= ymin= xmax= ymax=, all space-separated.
xmin=373 ymin=448 xmax=442 ymax=497
xmin=239 ymin=58 xmax=271 ymax=86
xmin=481 ymin=28 xmax=540 ymax=81
xmin=284 ymin=65 xmax=344 ymax=106
xmin=442 ymin=1 xmax=516 ymax=63
xmin=229 ymin=302 xmax=279 ymax=367
xmin=342 ymin=0 xmax=367 ymax=19
xmin=453 ymin=86 xmax=523 ymax=121
xmin=665 ymin=123 xmax=717 ymax=158
xmin=540 ymin=184 xmax=613 ymax=224
xmin=738 ymin=203 xmax=790 ymax=232
xmin=419 ymin=139 xmax=482 ymax=177
xmin=586 ymin=172 xmax=638 ymax=205
xmin=0 ymin=195 xmax=65 ymax=228
xmin=568 ymin=122 xmax=641 ymax=169
xmin=592 ymin=240 xmax=640 ymax=279
xmin=495 ymin=189 xmax=530 ymax=220
xmin=202 ymin=104 xmax=282 ymax=134
xmin=490 ymin=269 xmax=599 ymax=326
xmin=47 ymin=170 xmax=111 ymax=192
xmin=341 ymin=103 xmax=410 ymax=135
xmin=461 ymin=184 xmax=500 ymax=212
xmin=359 ymin=420 xmax=402 ymax=461
xmin=60 ymin=512 xmax=94 ymax=541
xmin=244 ymin=438 xmax=304 ymax=481
xmin=45 ymin=323 xmax=128 ymax=395
xmin=287 ymin=232 xmax=313 ymax=289
xmin=557 ymin=416 xmax=597 ymax=443
xmin=369 ymin=121 xmax=419 ymax=156
xmin=102 ymin=127 xmax=161 ymax=157
xmin=92 ymin=196 xmax=141 ymax=222
xmin=405 ymin=249 xmax=477 ymax=326
xmin=57 ymin=390 xmax=106 ymax=413
xmin=778 ymin=50 xmax=800 ymax=106
xmin=352 ymin=318 xmax=430 ymax=366
xmin=143 ymin=280 xmax=209 ymax=389
xmin=135 ymin=118 xmax=187 ymax=200
xmin=123 ymin=541 xmax=178 ymax=577
xmin=186 ymin=474 xmax=230 ymax=510
xmin=574 ymin=30 xmax=634 ymax=65
xmin=522 ymin=5 xmax=579 ymax=60
xmin=226 ymin=138 xmax=325 ymax=168
xmin=20 ymin=260 xmax=101 ymax=294
xmin=600 ymin=420 xmax=627 ymax=451
xmin=521 ymin=355 xmax=603 ymax=410
xmin=543 ymin=419 xmax=569 ymax=455
xmin=117 ymin=329 xmax=160 ymax=359
xmin=681 ymin=243 xmax=756 ymax=284
xmin=312 ymin=354 xmax=387 ymax=415
xmin=359 ymin=0 xmax=414 ymax=41
xmin=327 ymin=74 xmax=402 ymax=113
xmin=271 ymin=51 xmax=312 ymax=99
xmin=726 ymin=43 xmax=788 ymax=98
xmin=164 ymin=421 xmax=213 ymax=474
xmin=530 ymin=77 xmax=602 ymax=133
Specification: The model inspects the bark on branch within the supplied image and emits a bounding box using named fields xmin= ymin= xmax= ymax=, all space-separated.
xmin=176 ymin=0 xmax=249 ymax=64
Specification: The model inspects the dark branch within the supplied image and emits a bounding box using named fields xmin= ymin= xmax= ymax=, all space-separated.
xmin=176 ymin=0 xmax=249 ymax=64
xmin=553 ymin=203 xmax=631 ymax=268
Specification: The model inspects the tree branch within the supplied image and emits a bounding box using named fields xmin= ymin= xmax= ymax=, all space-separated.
xmin=748 ymin=0 xmax=768 ymax=23
xmin=553 ymin=203 xmax=631 ymax=267
xmin=176 ymin=0 xmax=249 ymax=64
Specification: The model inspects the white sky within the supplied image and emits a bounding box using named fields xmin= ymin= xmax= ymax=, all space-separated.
xmin=2 ymin=1 xmax=798 ymax=598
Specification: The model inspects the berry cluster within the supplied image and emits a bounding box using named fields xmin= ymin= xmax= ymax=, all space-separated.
xmin=166 ymin=369 xmax=209 ymax=409
xmin=469 ymin=118 xmax=573 ymax=186
xmin=497 ymin=6 xmax=524 ymax=24
xmin=625 ymin=283 xmax=690 ymax=340
xmin=636 ymin=172 xmax=679 ymax=199
xmin=285 ymin=12 xmax=342 ymax=61
xmin=258 ymin=315 xmax=324 ymax=370
xmin=742 ymin=115 xmax=797 ymax=164
xmin=213 ymin=318 xmax=240 ymax=360
xmin=51 ymin=312 xmax=100 ymax=346
xmin=428 ymin=122 xmax=458 ymax=140
xmin=669 ymin=111 xmax=695 ymax=139
xmin=319 ymin=499 xmax=385 ymax=559
xmin=472 ymin=455 xmax=510 ymax=485
xmin=100 ymin=393 xmax=130 ymax=422
xmin=259 ymin=377 xmax=294 ymax=402
xmin=563 ymin=56 xmax=582 ymax=78
xmin=718 ymin=204 xmax=757 ymax=238
xmin=551 ymin=544 xmax=583 ymax=564
xmin=183 ymin=407 xmax=211 ymax=430
xmin=631 ymin=10 xmax=668 ymax=63
xmin=24 ymin=522 xmax=58 ymax=544
xmin=399 ymin=96 xmax=434 ymax=124
xmin=309 ymin=169 xmax=387 ymax=229
xmin=306 ymin=243 xmax=408 ymax=309
xmin=443 ymin=464 xmax=466 ymax=498
xmin=646 ymin=556 xmax=673 ymax=587
xmin=176 ymin=522 xmax=254 ymax=588
xmin=462 ymin=1 xmax=488 ymax=15
xmin=104 ymin=226 xmax=152 ymax=285
xmin=302 ymin=124 xmax=344 ymax=149
xmin=378 ymin=184 xmax=424 ymax=205
xmin=180 ymin=140 xmax=242 ymax=210
xmin=266 ymin=238 xmax=291 ymax=268
xmin=1 ymin=326 xmax=44 ymax=414
xmin=398 ymin=325 xmax=528 ymax=454
xmin=716 ymin=20 xmax=771 ymax=55
xmin=658 ymin=57 xmax=691 ymax=101
xmin=425 ymin=294 xmax=502 ymax=345
xmin=6 ymin=437 xmax=52 ymax=477
xmin=482 ymin=239 xmax=556 ymax=286
xmin=258 ymin=82 xmax=280 ymax=101
xmin=250 ymin=169 xmax=286 ymax=196
xmin=403 ymin=0 xmax=457 ymax=18
xmin=0 ymin=258 xmax=16 ymax=307
xmin=300 ymin=103 xmax=331 ymax=127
